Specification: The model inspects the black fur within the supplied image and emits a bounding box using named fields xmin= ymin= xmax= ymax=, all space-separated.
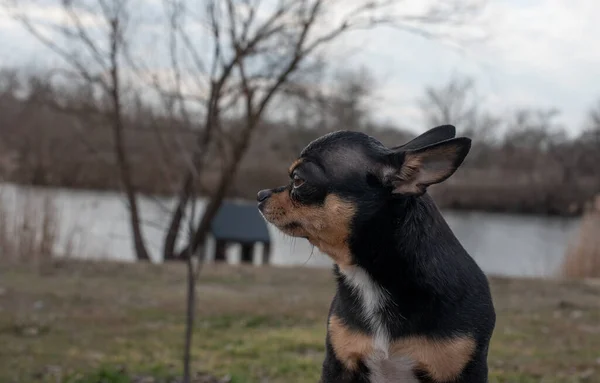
xmin=257 ymin=125 xmax=496 ymax=383
xmin=391 ymin=124 xmax=456 ymax=151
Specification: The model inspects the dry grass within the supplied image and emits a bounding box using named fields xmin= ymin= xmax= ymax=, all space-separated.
xmin=0 ymin=187 xmax=59 ymax=265
xmin=562 ymin=195 xmax=600 ymax=278
xmin=1 ymin=261 xmax=600 ymax=382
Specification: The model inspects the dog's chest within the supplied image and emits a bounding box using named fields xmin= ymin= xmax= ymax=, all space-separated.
xmin=365 ymin=355 xmax=419 ymax=383
xmin=340 ymin=267 xmax=419 ymax=383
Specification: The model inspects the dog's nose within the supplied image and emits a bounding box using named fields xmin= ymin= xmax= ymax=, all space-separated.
xmin=257 ymin=189 xmax=273 ymax=202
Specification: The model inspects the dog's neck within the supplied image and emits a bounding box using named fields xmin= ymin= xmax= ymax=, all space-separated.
xmin=343 ymin=193 xmax=465 ymax=296
xmin=329 ymin=194 xmax=472 ymax=331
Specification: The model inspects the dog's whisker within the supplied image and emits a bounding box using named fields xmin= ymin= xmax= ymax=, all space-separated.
xmin=302 ymin=244 xmax=316 ymax=266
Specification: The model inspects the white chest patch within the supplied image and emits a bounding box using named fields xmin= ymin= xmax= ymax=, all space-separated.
xmin=340 ymin=266 xmax=418 ymax=383
xmin=366 ymin=355 xmax=420 ymax=383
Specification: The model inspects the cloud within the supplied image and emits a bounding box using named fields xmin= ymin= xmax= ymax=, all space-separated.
xmin=474 ymin=0 xmax=600 ymax=132
xmin=321 ymin=0 xmax=600 ymax=134
xmin=1 ymin=0 xmax=598 ymax=135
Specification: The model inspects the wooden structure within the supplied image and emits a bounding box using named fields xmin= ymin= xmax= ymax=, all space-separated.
xmin=204 ymin=201 xmax=271 ymax=265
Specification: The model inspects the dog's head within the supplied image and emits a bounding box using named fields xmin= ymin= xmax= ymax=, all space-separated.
xmin=257 ymin=125 xmax=470 ymax=267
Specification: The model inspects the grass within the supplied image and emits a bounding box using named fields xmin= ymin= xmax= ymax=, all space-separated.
xmin=562 ymin=196 xmax=600 ymax=278
xmin=1 ymin=261 xmax=600 ymax=382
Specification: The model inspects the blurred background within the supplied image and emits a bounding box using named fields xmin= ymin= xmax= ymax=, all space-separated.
xmin=0 ymin=0 xmax=599 ymax=382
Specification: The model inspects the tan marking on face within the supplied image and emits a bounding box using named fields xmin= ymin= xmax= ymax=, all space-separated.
xmin=288 ymin=158 xmax=304 ymax=176
xmin=260 ymin=191 xmax=355 ymax=266
xmin=328 ymin=315 xmax=373 ymax=371
xmin=390 ymin=334 xmax=476 ymax=381
xmin=328 ymin=315 xmax=476 ymax=380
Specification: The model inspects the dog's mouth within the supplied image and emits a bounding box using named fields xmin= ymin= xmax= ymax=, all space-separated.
xmin=272 ymin=220 xmax=308 ymax=239
xmin=258 ymin=200 xmax=308 ymax=239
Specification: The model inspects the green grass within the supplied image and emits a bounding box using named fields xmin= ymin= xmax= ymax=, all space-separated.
xmin=1 ymin=260 xmax=599 ymax=382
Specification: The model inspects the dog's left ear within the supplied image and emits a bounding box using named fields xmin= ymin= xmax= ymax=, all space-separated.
xmin=391 ymin=124 xmax=456 ymax=151
xmin=382 ymin=137 xmax=471 ymax=196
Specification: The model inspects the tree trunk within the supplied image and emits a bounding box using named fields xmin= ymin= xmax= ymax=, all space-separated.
xmin=109 ymin=19 xmax=150 ymax=262
xmin=112 ymin=101 xmax=150 ymax=263
xmin=183 ymin=122 xmax=257 ymax=257
xmin=182 ymin=249 xmax=197 ymax=383
xmin=163 ymin=174 xmax=192 ymax=261
xmin=163 ymin=86 xmax=219 ymax=262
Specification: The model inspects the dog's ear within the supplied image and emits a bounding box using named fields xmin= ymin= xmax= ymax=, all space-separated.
xmin=382 ymin=137 xmax=471 ymax=196
xmin=391 ymin=125 xmax=456 ymax=151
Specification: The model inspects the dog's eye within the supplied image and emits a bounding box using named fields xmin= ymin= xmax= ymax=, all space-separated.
xmin=293 ymin=175 xmax=305 ymax=189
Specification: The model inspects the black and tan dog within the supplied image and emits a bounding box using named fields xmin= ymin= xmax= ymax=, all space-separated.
xmin=257 ymin=125 xmax=496 ymax=382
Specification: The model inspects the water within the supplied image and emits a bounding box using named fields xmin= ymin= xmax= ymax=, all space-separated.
xmin=0 ymin=183 xmax=580 ymax=277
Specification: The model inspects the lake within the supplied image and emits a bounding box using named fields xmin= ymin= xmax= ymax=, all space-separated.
xmin=0 ymin=183 xmax=581 ymax=278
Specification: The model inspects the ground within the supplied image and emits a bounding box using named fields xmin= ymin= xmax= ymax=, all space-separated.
xmin=1 ymin=260 xmax=600 ymax=383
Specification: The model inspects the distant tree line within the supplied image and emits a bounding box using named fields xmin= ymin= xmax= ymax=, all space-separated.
xmin=1 ymin=69 xmax=598 ymax=216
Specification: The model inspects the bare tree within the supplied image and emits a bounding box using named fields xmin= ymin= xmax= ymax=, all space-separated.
xmin=574 ymin=99 xmax=600 ymax=183
xmin=419 ymin=75 xmax=500 ymax=166
xmin=503 ymin=108 xmax=565 ymax=152
xmin=322 ymin=68 xmax=375 ymax=132
xmin=419 ymin=75 xmax=500 ymax=141
xmin=589 ymin=99 xmax=600 ymax=129
xmin=5 ymin=0 xmax=152 ymax=261
xmin=584 ymin=98 xmax=600 ymax=144
xmin=502 ymin=107 xmax=586 ymax=212
xmin=278 ymin=66 xmax=378 ymax=153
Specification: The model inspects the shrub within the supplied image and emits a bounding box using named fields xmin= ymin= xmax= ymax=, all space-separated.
xmin=561 ymin=195 xmax=600 ymax=278
xmin=0 ymin=186 xmax=58 ymax=265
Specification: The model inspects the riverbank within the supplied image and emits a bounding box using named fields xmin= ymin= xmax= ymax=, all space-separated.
xmin=1 ymin=260 xmax=599 ymax=382
xmin=0 ymin=179 xmax=589 ymax=218
xmin=0 ymin=182 xmax=580 ymax=276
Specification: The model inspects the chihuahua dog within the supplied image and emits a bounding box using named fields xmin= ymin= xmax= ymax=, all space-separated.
xmin=257 ymin=125 xmax=496 ymax=383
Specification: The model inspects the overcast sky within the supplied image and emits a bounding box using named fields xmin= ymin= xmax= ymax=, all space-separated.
xmin=1 ymin=0 xmax=598 ymax=136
